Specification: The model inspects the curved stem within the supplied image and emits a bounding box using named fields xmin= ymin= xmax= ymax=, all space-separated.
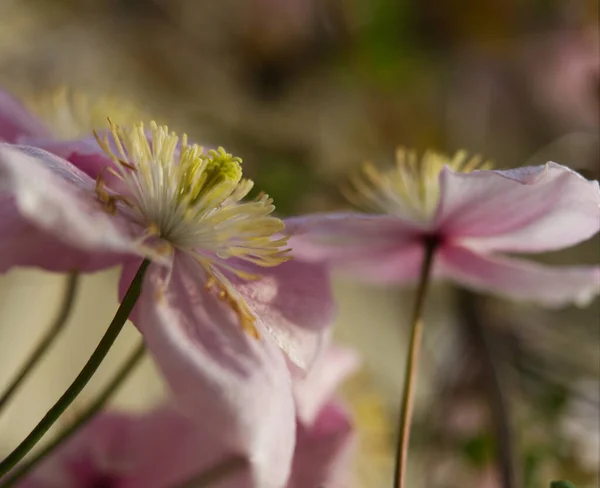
xmin=393 ymin=240 xmax=437 ymax=488
xmin=173 ymin=456 xmax=248 ymax=488
xmin=0 ymin=259 xmax=150 ymax=480
xmin=0 ymin=341 xmax=147 ymax=488
xmin=0 ymin=273 xmax=79 ymax=415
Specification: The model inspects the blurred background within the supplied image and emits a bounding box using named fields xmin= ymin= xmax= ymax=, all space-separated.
xmin=0 ymin=0 xmax=598 ymax=487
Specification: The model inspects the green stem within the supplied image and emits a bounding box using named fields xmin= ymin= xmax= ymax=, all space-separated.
xmin=0 ymin=341 xmax=147 ymax=487
xmin=0 ymin=273 xmax=79 ymax=415
xmin=174 ymin=456 xmax=248 ymax=488
xmin=0 ymin=259 xmax=150 ymax=480
xmin=393 ymin=240 xmax=437 ymax=488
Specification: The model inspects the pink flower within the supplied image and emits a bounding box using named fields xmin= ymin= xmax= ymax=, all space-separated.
xmin=20 ymin=346 xmax=358 ymax=488
xmin=0 ymin=121 xmax=335 ymax=486
xmin=286 ymin=149 xmax=600 ymax=307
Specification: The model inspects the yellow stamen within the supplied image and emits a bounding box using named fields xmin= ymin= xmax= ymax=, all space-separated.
xmin=345 ymin=148 xmax=492 ymax=222
xmin=93 ymin=119 xmax=289 ymax=339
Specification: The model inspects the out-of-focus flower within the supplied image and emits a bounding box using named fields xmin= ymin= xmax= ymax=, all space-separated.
xmin=0 ymin=86 xmax=142 ymax=143
xmin=0 ymin=86 xmax=147 ymax=182
xmin=286 ymin=149 xmax=600 ymax=307
xmin=526 ymin=28 xmax=600 ymax=131
xmin=20 ymin=345 xmax=357 ymax=488
xmin=0 ymin=121 xmax=335 ymax=486
xmin=289 ymin=344 xmax=359 ymax=488
xmin=560 ymin=378 xmax=600 ymax=472
xmin=0 ymin=88 xmax=50 ymax=143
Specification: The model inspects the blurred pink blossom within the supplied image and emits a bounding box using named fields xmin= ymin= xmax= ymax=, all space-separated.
xmin=286 ymin=150 xmax=600 ymax=307
xmin=526 ymin=28 xmax=600 ymax=130
xmin=20 ymin=346 xmax=358 ymax=488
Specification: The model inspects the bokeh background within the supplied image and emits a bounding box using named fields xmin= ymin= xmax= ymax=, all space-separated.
xmin=0 ymin=1 xmax=598 ymax=487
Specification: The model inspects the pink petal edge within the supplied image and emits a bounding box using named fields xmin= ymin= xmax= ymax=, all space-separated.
xmin=436 ymin=162 xmax=600 ymax=253
xmin=293 ymin=344 xmax=361 ymax=425
xmin=439 ymin=244 xmax=600 ymax=307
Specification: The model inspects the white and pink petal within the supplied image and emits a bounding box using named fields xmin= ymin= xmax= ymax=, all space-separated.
xmin=285 ymin=213 xmax=427 ymax=285
xmin=436 ymin=163 xmax=600 ymax=253
xmin=288 ymin=401 xmax=355 ymax=488
xmin=233 ymin=258 xmax=336 ymax=370
xmin=439 ymin=244 xmax=600 ymax=307
xmin=293 ymin=344 xmax=360 ymax=425
xmin=0 ymin=144 xmax=145 ymax=272
xmin=119 ymin=255 xmax=296 ymax=488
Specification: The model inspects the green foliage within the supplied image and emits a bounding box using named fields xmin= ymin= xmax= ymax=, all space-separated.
xmin=251 ymin=154 xmax=317 ymax=216
xmin=550 ymin=481 xmax=576 ymax=488
xmin=460 ymin=432 xmax=495 ymax=467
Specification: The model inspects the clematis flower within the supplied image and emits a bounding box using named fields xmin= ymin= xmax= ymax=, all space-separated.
xmin=0 ymin=121 xmax=335 ymax=486
xmin=20 ymin=345 xmax=357 ymax=488
xmin=286 ymin=149 xmax=600 ymax=307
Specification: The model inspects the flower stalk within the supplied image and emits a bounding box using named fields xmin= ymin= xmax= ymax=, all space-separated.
xmin=0 ymin=259 xmax=150 ymax=480
xmin=0 ymin=273 xmax=79 ymax=415
xmin=393 ymin=238 xmax=437 ymax=488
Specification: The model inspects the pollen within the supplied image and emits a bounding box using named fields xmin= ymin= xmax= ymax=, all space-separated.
xmin=344 ymin=148 xmax=492 ymax=222
xmin=94 ymin=119 xmax=291 ymax=339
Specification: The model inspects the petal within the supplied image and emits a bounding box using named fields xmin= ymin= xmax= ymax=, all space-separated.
xmin=119 ymin=406 xmax=251 ymax=488
xmin=119 ymin=255 xmax=296 ymax=488
xmin=285 ymin=213 xmax=424 ymax=261
xmin=288 ymin=401 xmax=355 ymax=488
xmin=439 ymin=244 xmax=600 ymax=307
xmin=285 ymin=213 xmax=427 ymax=284
xmin=0 ymin=89 xmax=50 ymax=143
xmin=27 ymin=136 xmax=113 ymax=181
xmin=20 ymin=413 xmax=136 ymax=488
xmin=293 ymin=344 xmax=360 ymax=425
xmin=0 ymin=144 xmax=141 ymax=272
xmin=233 ymin=258 xmax=336 ymax=370
xmin=436 ymin=163 xmax=600 ymax=252
xmin=22 ymin=407 xmax=251 ymax=488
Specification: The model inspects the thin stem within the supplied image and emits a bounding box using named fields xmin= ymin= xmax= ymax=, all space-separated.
xmin=173 ymin=456 xmax=248 ymax=488
xmin=0 ymin=259 xmax=150 ymax=480
xmin=458 ymin=289 xmax=517 ymax=488
xmin=393 ymin=240 xmax=437 ymax=488
xmin=0 ymin=341 xmax=147 ymax=488
xmin=0 ymin=273 xmax=79 ymax=414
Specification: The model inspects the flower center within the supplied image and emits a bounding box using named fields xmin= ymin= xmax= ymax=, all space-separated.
xmin=25 ymin=87 xmax=142 ymax=140
xmin=344 ymin=148 xmax=491 ymax=222
xmin=95 ymin=120 xmax=291 ymax=337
